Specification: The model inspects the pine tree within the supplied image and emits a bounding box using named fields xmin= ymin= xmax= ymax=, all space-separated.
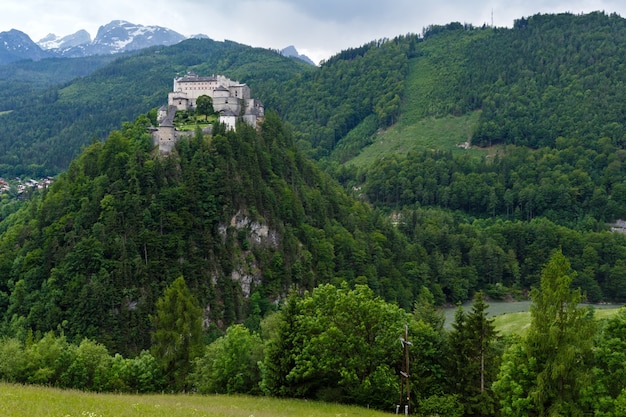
xmin=413 ymin=286 xmax=444 ymax=332
xmin=526 ymin=249 xmax=596 ymax=416
xmin=448 ymin=292 xmax=499 ymax=416
xmin=150 ymin=276 xmax=203 ymax=391
xmin=494 ymin=250 xmax=596 ymax=416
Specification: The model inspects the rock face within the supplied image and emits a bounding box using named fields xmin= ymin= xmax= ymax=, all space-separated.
xmin=216 ymin=210 xmax=280 ymax=299
xmin=281 ymin=45 xmax=316 ymax=66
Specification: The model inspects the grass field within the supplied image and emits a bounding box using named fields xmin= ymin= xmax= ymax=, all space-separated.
xmin=345 ymin=50 xmax=491 ymax=170
xmin=0 ymin=383 xmax=390 ymax=417
xmin=443 ymin=301 xmax=624 ymax=335
xmin=347 ymin=111 xmax=485 ymax=169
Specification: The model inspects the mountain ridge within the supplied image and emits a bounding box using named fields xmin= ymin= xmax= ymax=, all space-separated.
xmin=0 ymin=20 xmax=315 ymax=65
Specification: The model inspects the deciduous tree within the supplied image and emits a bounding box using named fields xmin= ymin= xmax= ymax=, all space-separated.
xmin=196 ymin=95 xmax=214 ymax=121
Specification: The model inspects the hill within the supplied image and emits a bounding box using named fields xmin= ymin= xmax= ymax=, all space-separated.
xmin=2 ymin=10 xmax=626 ymax=352
xmin=0 ymin=113 xmax=419 ymax=356
xmin=0 ymin=38 xmax=312 ymax=177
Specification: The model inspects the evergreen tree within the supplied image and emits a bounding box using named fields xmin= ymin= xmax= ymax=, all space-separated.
xmin=448 ymin=292 xmax=499 ymax=416
xmin=413 ymin=286 xmax=444 ymax=332
xmin=150 ymin=276 xmax=203 ymax=391
xmin=494 ymin=250 xmax=596 ymax=416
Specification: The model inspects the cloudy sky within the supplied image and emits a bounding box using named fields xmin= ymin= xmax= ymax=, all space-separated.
xmin=3 ymin=0 xmax=626 ymax=64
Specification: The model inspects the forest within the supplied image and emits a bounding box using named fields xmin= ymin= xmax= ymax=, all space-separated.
xmin=0 ymin=9 xmax=626 ymax=417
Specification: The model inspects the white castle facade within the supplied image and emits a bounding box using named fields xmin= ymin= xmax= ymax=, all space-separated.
xmin=167 ymin=72 xmax=264 ymax=130
xmin=152 ymin=72 xmax=264 ymax=152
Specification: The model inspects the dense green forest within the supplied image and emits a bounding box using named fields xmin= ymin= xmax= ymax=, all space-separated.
xmin=0 ymin=113 xmax=419 ymax=355
xmin=2 ymin=253 xmax=626 ymax=416
xmin=2 ymin=10 xmax=626 ymax=416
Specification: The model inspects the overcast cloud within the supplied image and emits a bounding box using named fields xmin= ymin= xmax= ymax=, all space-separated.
xmin=2 ymin=0 xmax=626 ymax=64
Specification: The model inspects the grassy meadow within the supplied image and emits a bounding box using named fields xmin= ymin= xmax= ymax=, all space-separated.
xmin=443 ymin=301 xmax=625 ymax=336
xmin=0 ymin=383 xmax=391 ymax=417
xmin=347 ymin=111 xmax=485 ymax=169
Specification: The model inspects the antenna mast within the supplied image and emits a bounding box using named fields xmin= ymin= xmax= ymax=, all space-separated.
xmin=397 ymin=324 xmax=412 ymax=415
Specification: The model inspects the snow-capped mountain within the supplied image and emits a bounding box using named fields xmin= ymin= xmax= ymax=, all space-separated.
xmin=280 ymin=45 xmax=316 ymax=66
xmin=36 ymin=20 xmax=186 ymax=58
xmin=0 ymin=20 xmax=312 ymax=67
xmin=38 ymin=30 xmax=92 ymax=51
xmin=88 ymin=20 xmax=186 ymax=55
xmin=0 ymin=29 xmax=50 ymax=64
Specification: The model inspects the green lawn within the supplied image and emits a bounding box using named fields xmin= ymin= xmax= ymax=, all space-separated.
xmin=175 ymin=114 xmax=217 ymax=131
xmin=444 ymin=301 xmax=624 ymax=336
xmin=0 ymin=383 xmax=390 ymax=417
xmin=492 ymin=305 xmax=624 ymax=336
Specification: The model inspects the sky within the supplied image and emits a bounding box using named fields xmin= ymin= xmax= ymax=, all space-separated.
xmin=2 ymin=0 xmax=626 ymax=65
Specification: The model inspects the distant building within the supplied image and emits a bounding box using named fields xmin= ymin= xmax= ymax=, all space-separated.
xmin=167 ymin=72 xmax=264 ymax=128
xmin=152 ymin=72 xmax=264 ymax=152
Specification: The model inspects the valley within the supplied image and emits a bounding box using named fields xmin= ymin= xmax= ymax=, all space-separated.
xmin=0 ymin=10 xmax=626 ymax=416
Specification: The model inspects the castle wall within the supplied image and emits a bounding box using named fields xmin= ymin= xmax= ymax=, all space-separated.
xmin=243 ymin=114 xmax=259 ymax=127
xmin=229 ymin=84 xmax=250 ymax=100
xmin=168 ymin=92 xmax=190 ymax=111
xmin=157 ymin=73 xmax=265 ymax=151
xmin=213 ymin=96 xmax=242 ymax=114
xmin=152 ymin=125 xmax=177 ymax=153
xmin=220 ymin=114 xmax=237 ymax=131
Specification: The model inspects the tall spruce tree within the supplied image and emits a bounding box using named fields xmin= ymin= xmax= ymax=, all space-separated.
xmin=448 ymin=291 xmax=499 ymax=416
xmin=413 ymin=286 xmax=445 ymax=332
xmin=150 ymin=276 xmax=203 ymax=391
xmin=494 ymin=250 xmax=596 ymax=416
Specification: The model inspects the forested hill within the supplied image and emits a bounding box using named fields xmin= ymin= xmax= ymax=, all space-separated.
xmin=337 ymin=13 xmax=626 ymax=228
xmin=262 ymin=11 xmax=626 ymax=160
xmin=4 ymin=11 xmax=626 ymax=353
xmin=1 ymin=12 xmax=626 ymax=177
xmin=0 ymin=114 xmax=418 ymax=355
xmin=0 ymin=39 xmax=312 ymax=177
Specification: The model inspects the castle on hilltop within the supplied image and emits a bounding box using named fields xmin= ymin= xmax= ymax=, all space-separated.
xmin=152 ymin=72 xmax=264 ymax=152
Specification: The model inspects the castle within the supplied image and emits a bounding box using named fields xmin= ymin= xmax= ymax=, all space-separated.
xmin=152 ymin=72 xmax=264 ymax=152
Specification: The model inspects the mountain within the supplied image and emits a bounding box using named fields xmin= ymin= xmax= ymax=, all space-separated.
xmin=39 ymin=20 xmax=187 ymax=57
xmin=89 ymin=20 xmax=186 ymax=55
xmin=280 ymin=45 xmax=316 ymax=65
xmin=37 ymin=30 xmax=91 ymax=51
xmin=0 ymin=29 xmax=50 ymax=64
xmin=0 ymin=21 xmax=186 ymax=64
